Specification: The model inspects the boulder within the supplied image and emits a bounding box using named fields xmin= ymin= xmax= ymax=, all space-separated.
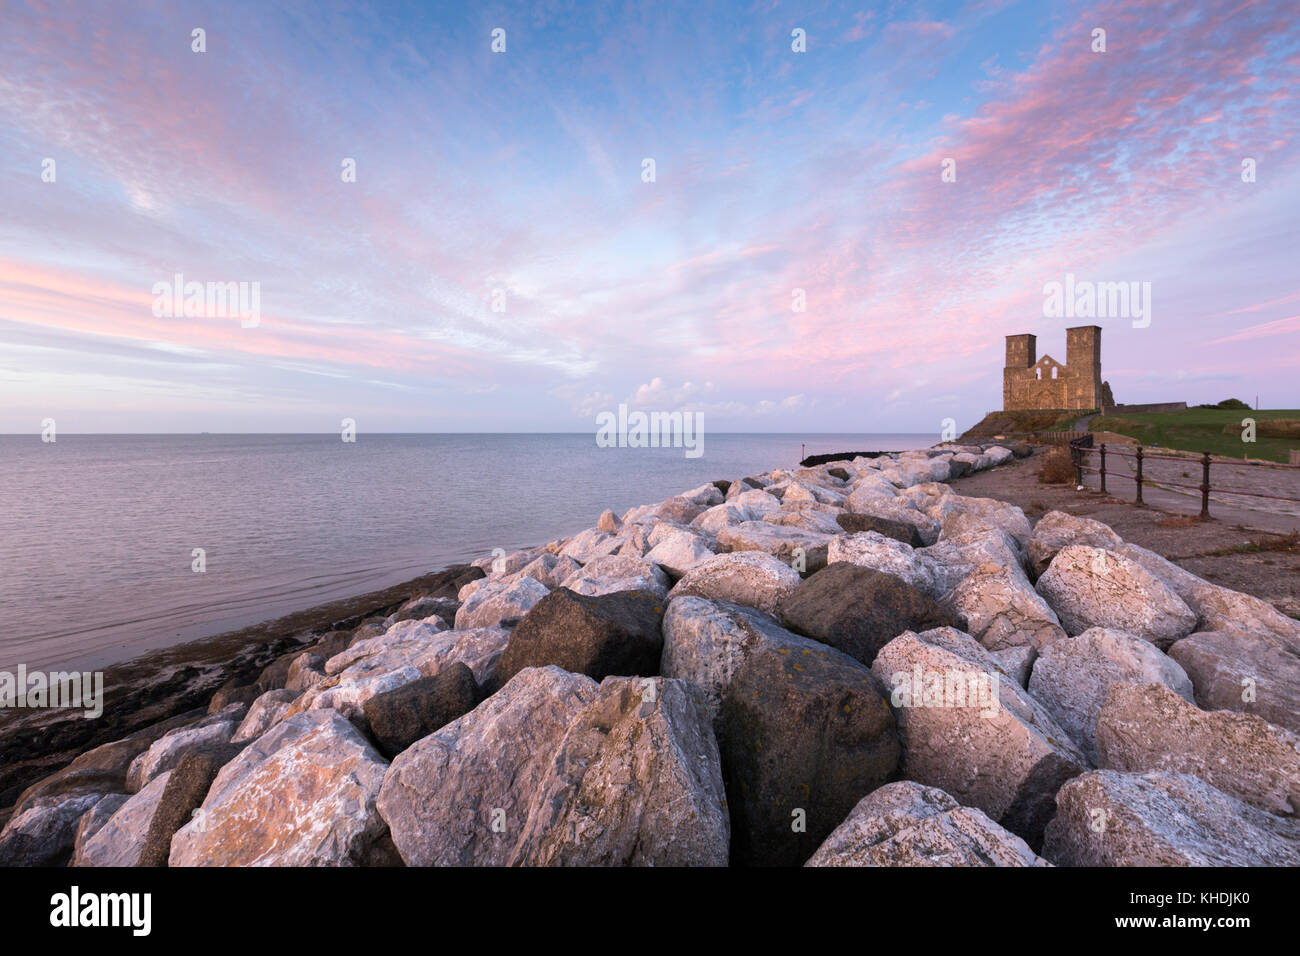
xmin=938 ymin=562 xmax=1066 ymax=652
xmin=0 ymin=708 xmax=204 ymax=865
xmin=137 ymin=751 xmax=229 ymax=867
xmin=285 ymin=653 xmax=326 ymax=692
xmin=73 ymin=770 xmax=174 ymax=867
xmin=921 ymin=524 xmax=1027 ymax=599
xmin=668 ymin=551 xmax=802 ymax=616
xmin=389 ymin=595 xmax=456 ymax=625
xmin=1095 ymin=681 xmax=1300 ymax=816
xmin=1168 ymin=629 xmax=1300 ymax=735
xmin=125 ymin=707 xmax=245 ymax=793
xmin=232 ymin=689 xmax=300 ymax=743
xmin=560 ymin=554 xmax=671 ymax=601
xmin=778 ymin=563 xmax=961 ymax=666
xmin=596 ymin=508 xmax=621 ymax=533
xmin=835 ymin=512 xmax=925 ymax=548
xmin=511 ymin=552 xmax=582 ymax=589
xmin=1026 ymin=511 xmax=1122 ymax=578
xmin=643 ymin=529 xmax=717 ymax=578
xmin=1044 ymin=770 xmax=1300 ymax=866
xmin=559 ymin=528 xmax=623 ymax=563
xmin=991 ymin=645 xmax=1036 ymax=687
xmin=1034 ymin=545 xmax=1196 ymax=647
xmin=660 ymin=597 xmax=899 ymax=866
xmin=925 ymin=495 xmax=1030 ymax=548
xmin=488 ymin=588 xmax=665 ymax=690
xmin=377 ymin=668 xmax=729 ymax=866
xmin=1117 ymin=543 xmax=1300 ymax=650
xmin=828 ymin=532 xmax=935 ymax=594
xmin=291 ymin=625 xmax=509 ymax=721
xmin=1026 ymin=628 xmax=1194 ymax=764
xmin=871 ymin=627 xmax=1087 ymax=846
xmin=362 ymin=662 xmax=480 ymax=759
xmin=169 ymin=710 xmax=390 ymax=866
xmin=716 ymin=521 xmax=831 ymax=573
xmin=70 ymin=794 xmax=129 ymax=865
xmin=844 ymin=490 xmax=940 ymax=545
xmin=805 ymin=782 xmax=1048 ymax=867
xmin=454 ymin=576 xmax=549 ymax=630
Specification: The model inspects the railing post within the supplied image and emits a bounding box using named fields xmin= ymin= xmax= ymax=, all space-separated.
xmin=1099 ymin=443 xmax=1107 ymax=494
xmin=1200 ymin=451 xmax=1212 ymax=519
xmin=1135 ymin=445 xmax=1144 ymax=505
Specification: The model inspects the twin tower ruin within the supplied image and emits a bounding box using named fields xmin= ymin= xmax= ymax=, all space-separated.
xmin=1003 ymin=325 xmax=1114 ymax=411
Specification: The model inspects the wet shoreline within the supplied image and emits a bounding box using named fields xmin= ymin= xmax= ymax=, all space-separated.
xmin=0 ymin=563 xmax=482 ymax=810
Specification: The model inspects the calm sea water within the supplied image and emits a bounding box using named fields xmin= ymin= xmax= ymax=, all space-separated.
xmin=0 ymin=433 xmax=934 ymax=672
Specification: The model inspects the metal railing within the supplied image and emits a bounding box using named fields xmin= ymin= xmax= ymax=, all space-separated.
xmin=1074 ymin=442 xmax=1300 ymax=519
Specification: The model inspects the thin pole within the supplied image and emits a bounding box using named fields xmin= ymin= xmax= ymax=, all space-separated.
xmin=1200 ymin=452 xmax=1212 ymax=519
xmin=1100 ymin=443 xmax=1107 ymax=494
xmin=1135 ymin=445 xmax=1144 ymax=505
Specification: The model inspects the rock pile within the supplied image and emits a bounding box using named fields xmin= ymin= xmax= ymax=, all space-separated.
xmin=3 ymin=442 xmax=1297 ymax=867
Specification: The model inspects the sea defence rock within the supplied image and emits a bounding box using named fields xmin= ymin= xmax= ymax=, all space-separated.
xmin=169 ymin=710 xmax=390 ymax=866
xmin=73 ymin=770 xmax=174 ymax=867
xmin=233 ymin=689 xmax=300 ymax=743
xmin=454 ymin=576 xmax=549 ymax=630
xmin=843 ymin=491 xmax=940 ymax=545
xmin=0 ymin=708 xmax=204 ymax=866
xmin=871 ymin=627 xmax=1087 ymax=846
xmin=1034 ymin=545 xmax=1196 ymax=647
xmin=778 ymin=563 xmax=961 ymax=667
xmin=1117 ymin=543 xmax=1300 ymax=650
xmin=939 ymin=562 xmax=1066 ymax=652
xmin=643 ymin=529 xmax=716 ymax=578
xmin=835 ymin=512 xmax=925 ymax=547
xmin=716 ymin=521 xmax=831 ymax=573
xmin=362 ymin=663 xmax=480 ymax=759
xmin=487 ymin=588 xmax=665 ymax=690
xmin=125 ymin=706 xmax=246 ymax=793
xmin=660 ymin=597 xmax=899 ymax=866
xmin=828 ymin=532 xmax=935 ymax=594
xmin=289 ymin=625 xmax=509 ymax=722
xmin=1168 ymin=629 xmax=1300 ymax=735
xmin=920 ymin=521 xmax=1026 ymax=597
xmin=1026 ymin=628 xmax=1194 ymax=764
xmin=805 ymin=782 xmax=1048 ymax=867
xmin=377 ymin=668 xmax=729 ymax=866
xmin=1094 ymin=681 xmax=1300 ymax=816
xmin=668 ymin=551 xmax=802 ymax=616
xmin=1026 ymin=511 xmax=1122 ymax=579
xmin=70 ymin=794 xmax=129 ymax=864
xmin=561 ymin=555 xmax=671 ymax=601
xmin=1044 ymin=770 xmax=1300 ymax=866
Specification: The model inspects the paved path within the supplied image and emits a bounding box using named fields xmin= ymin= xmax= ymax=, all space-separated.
xmin=1077 ymin=447 xmax=1300 ymax=533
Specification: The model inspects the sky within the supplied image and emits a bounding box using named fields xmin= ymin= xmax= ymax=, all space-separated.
xmin=1 ymin=0 xmax=1297 ymax=434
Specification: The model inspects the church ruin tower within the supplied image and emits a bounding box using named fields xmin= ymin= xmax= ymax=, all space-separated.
xmin=1002 ymin=325 xmax=1102 ymax=410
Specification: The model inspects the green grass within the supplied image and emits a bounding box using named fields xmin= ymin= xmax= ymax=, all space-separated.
xmin=1091 ymin=408 xmax=1300 ymax=463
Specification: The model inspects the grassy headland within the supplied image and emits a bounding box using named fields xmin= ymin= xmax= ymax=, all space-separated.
xmin=1091 ymin=408 xmax=1300 ymax=463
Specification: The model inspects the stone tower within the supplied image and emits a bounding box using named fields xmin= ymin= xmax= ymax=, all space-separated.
xmin=1002 ymin=325 xmax=1102 ymax=411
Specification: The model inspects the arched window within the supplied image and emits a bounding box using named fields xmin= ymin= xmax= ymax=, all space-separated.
xmin=1051 ymin=366 xmax=1058 ymax=379
xmin=1035 ymin=368 xmax=1042 ymax=380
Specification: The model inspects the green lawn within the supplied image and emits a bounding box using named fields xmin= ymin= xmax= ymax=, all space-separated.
xmin=1091 ymin=408 xmax=1300 ymax=463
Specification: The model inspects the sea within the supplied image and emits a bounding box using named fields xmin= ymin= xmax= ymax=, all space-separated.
xmin=0 ymin=432 xmax=935 ymax=672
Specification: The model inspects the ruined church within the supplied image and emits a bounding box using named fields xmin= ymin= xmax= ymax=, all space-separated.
xmin=1003 ymin=325 xmax=1114 ymax=411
